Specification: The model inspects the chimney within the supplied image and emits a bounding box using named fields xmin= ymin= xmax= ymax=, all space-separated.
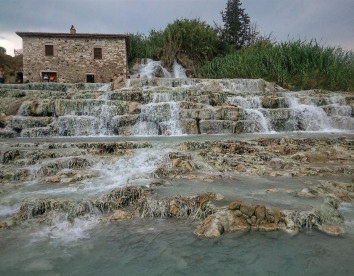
xmin=70 ymin=25 xmax=76 ymax=34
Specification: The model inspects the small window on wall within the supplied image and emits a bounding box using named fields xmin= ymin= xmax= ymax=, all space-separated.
xmin=87 ymin=74 xmax=95 ymax=83
xmin=45 ymin=45 xmax=54 ymax=56
xmin=94 ymin=48 xmax=102 ymax=59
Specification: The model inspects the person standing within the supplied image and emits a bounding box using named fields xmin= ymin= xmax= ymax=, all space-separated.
xmin=0 ymin=68 xmax=5 ymax=84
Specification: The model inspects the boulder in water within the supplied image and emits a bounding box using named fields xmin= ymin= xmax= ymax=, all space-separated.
xmin=316 ymin=224 xmax=345 ymax=236
xmin=108 ymin=210 xmax=132 ymax=221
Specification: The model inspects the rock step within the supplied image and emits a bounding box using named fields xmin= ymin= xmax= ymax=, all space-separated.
xmin=20 ymin=127 xmax=53 ymax=138
xmin=0 ymin=147 xmax=87 ymax=165
xmin=10 ymin=116 xmax=53 ymax=132
xmin=0 ymin=89 xmax=67 ymax=98
xmin=180 ymin=106 xmax=239 ymax=121
xmin=329 ymin=116 xmax=354 ymax=130
xmin=0 ymin=82 xmax=109 ymax=92
xmin=54 ymin=99 xmax=130 ymax=116
xmin=0 ymin=129 xmax=16 ymax=139
xmin=320 ymin=104 xmax=353 ymax=117
xmin=128 ymin=78 xmax=266 ymax=92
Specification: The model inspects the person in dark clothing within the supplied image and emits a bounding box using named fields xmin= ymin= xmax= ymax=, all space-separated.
xmin=0 ymin=68 xmax=5 ymax=84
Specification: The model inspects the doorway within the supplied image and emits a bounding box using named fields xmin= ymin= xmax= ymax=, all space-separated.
xmin=42 ymin=72 xmax=57 ymax=82
xmin=86 ymin=74 xmax=95 ymax=83
xmin=15 ymin=72 xmax=23 ymax=83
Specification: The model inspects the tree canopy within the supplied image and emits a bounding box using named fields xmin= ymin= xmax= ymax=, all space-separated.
xmin=219 ymin=0 xmax=251 ymax=48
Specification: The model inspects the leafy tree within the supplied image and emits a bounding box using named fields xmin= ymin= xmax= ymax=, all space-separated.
xmin=160 ymin=18 xmax=223 ymax=68
xmin=128 ymin=19 xmax=225 ymax=75
xmin=0 ymin=46 xmax=6 ymax=55
xmin=219 ymin=0 xmax=251 ymax=48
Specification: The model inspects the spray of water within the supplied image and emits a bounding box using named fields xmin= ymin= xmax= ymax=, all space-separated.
xmin=134 ymin=93 xmax=183 ymax=136
xmin=227 ymin=96 xmax=273 ymax=132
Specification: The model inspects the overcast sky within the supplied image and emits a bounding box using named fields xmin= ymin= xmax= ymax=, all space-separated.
xmin=1 ymin=0 xmax=353 ymax=56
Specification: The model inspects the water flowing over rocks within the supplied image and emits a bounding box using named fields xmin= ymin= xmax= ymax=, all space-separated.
xmin=1 ymin=78 xmax=352 ymax=137
xmin=0 ymin=78 xmax=353 ymax=246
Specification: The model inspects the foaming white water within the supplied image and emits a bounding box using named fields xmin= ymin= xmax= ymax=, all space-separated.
xmin=97 ymin=84 xmax=110 ymax=91
xmin=9 ymin=148 xmax=169 ymax=201
xmin=285 ymin=94 xmax=334 ymax=131
xmin=227 ymin=96 xmax=273 ymax=132
xmin=134 ymin=92 xmax=183 ymax=136
xmin=0 ymin=204 xmax=20 ymax=219
xmin=57 ymin=116 xmax=100 ymax=136
xmin=31 ymin=212 xmax=99 ymax=244
xmin=86 ymin=148 xmax=170 ymax=195
xmin=138 ymin=59 xmax=171 ymax=79
xmin=173 ymin=59 xmax=187 ymax=78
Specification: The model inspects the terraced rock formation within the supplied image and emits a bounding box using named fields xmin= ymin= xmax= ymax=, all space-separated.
xmin=0 ymin=78 xmax=353 ymax=138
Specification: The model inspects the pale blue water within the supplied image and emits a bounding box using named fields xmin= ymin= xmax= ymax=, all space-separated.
xmin=0 ymin=218 xmax=353 ymax=276
xmin=0 ymin=133 xmax=353 ymax=275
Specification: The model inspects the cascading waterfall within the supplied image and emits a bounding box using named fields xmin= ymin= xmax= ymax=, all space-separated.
xmin=284 ymin=94 xmax=335 ymax=131
xmin=56 ymin=93 xmax=117 ymax=136
xmin=132 ymin=58 xmax=186 ymax=79
xmin=138 ymin=59 xmax=171 ymax=79
xmin=173 ymin=59 xmax=187 ymax=78
xmin=4 ymin=78 xmax=352 ymax=138
xmin=134 ymin=93 xmax=183 ymax=136
xmin=227 ymin=96 xmax=273 ymax=132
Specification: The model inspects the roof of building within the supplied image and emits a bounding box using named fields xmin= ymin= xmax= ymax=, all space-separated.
xmin=16 ymin=31 xmax=130 ymax=53
xmin=16 ymin=32 xmax=129 ymax=39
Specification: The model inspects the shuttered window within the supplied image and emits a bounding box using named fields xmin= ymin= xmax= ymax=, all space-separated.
xmin=45 ymin=45 xmax=54 ymax=56
xmin=94 ymin=48 xmax=102 ymax=59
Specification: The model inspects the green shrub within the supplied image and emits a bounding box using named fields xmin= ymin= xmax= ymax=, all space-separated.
xmin=160 ymin=19 xmax=224 ymax=68
xmin=128 ymin=31 xmax=164 ymax=67
xmin=198 ymin=40 xmax=354 ymax=91
xmin=128 ymin=19 xmax=226 ymax=74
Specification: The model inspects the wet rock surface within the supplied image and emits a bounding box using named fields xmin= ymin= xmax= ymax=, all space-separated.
xmin=0 ymin=79 xmax=353 ymax=241
xmin=1 ymin=79 xmax=353 ymax=137
xmin=0 ymin=135 xmax=351 ymax=239
xmin=181 ymin=136 xmax=353 ymax=178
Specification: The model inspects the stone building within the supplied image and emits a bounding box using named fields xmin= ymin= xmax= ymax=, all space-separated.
xmin=16 ymin=26 xmax=130 ymax=83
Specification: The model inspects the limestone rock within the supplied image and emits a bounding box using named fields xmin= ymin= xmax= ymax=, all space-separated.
xmin=169 ymin=200 xmax=179 ymax=215
xmin=317 ymin=224 xmax=344 ymax=236
xmin=0 ymin=222 xmax=7 ymax=229
xmin=305 ymin=152 xmax=329 ymax=163
xmin=240 ymin=202 xmax=255 ymax=217
xmin=269 ymin=158 xmax=285 ymax=169
xmin=297 ymin=188 xmax=316 ymax=198
xmin=46 ymin=176 xmax=61 ymax=183
xmin=194 ymin=214 xmax=224 ymax=238
xmin=171 ymin=158 xmax=182 ymax=168
xmin=236 ymin=164 xmax=247 ymax=172
xmin=255 ymin=205 xmax=266 ymax=220
xmin=128 ymin=101 xmax=141 ymax=114
xmin=108 ymin=210 xmax=132 ymax=221
xmin=229 ymin=200 xmax=242 ymax=210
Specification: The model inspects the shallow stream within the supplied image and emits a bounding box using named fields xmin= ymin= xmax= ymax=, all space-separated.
xmin=0 ymin=132 xmax=353 ymax=275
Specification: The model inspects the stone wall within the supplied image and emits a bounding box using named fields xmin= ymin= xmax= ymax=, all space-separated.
xmin=22 ymin=36 xmax=128 ymax=83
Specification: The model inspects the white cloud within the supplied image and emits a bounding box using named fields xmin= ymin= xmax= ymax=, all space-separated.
xmin=0 ymin=33 xmax=22 ymax=56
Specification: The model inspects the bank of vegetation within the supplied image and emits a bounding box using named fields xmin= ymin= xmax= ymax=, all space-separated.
xmin=0 ymin=47 xmax=23 ymax=84
xmin=128 ymin=0 xmax=354 ymax=91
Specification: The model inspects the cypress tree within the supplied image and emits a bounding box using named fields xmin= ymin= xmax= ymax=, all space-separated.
xmin=220 ymin=0 xmax=251 ymax=48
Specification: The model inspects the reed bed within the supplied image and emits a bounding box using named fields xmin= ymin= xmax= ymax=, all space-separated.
xmin=198 ymin=40 xmax=354 ymax=91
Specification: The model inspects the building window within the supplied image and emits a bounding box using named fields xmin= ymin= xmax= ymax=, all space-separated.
xmin=86 ymin=74 xmax=95 ymax=83
xmin=45 ymin=45 xmax=54 ymax=56
xmin=94 ymin=48 xmax=102 ymax=59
